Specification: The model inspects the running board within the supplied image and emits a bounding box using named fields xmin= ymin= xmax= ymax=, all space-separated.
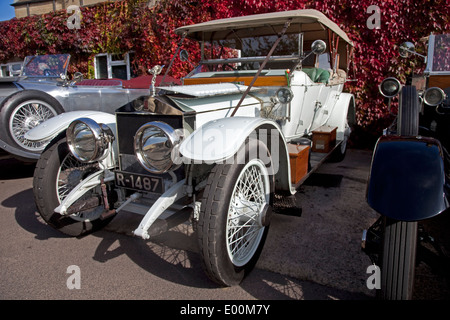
xmin=293 ymin=140 xmax=343 ymax=189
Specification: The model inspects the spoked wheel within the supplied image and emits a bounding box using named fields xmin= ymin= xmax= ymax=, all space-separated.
xmin=1 ymin=90 xmax=64 ymax=153
xmin=198 ymin=139 xmax=273 ymax=286
xmin=33 ymin=133 xmax=115 ymax=236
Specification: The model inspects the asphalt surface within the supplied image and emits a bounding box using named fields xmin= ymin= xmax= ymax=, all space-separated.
xmin=1 ymin=148 xmax=449 ymax=301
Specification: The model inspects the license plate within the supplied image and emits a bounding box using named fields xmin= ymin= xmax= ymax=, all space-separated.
xmin=115 ymin=171 xmax=163 ymax=194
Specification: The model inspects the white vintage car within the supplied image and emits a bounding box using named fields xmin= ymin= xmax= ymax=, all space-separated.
xmin=29 ymin=9 xmax=355 ymax=286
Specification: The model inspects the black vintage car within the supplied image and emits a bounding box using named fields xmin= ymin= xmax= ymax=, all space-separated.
xmin=363 ymin=33 xmax=450 ymax=299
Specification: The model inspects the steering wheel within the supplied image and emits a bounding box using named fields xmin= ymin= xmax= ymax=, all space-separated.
xmin=43 ymin=69 xmax=57 ymax=77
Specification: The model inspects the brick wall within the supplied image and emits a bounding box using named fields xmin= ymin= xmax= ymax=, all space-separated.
xmin=13 ymin=0 xmax=137 ymax=19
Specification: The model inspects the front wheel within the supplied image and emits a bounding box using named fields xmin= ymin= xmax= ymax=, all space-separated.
xmin=1 ymin=90 xmax=64 ymax=153
xmin=378 ymin=85 xmax=420 ymax=299
xmin=379 ymin=217 xmax=417 ymax=300
xmin=33 ymin=133 xmax=115 ymax=236
xmin=197 ymin=139 xmax=274 ymax=286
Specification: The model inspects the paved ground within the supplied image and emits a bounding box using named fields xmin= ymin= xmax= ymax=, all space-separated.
xmin=1 ymin=148 xmax=449 ymax=300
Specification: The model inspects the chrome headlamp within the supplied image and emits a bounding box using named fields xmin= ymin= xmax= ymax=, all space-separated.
xmin=275 ymin=88 xmax=294 ymax=104
xmin=134 ymin=121 xmax=182 ymax=174
xmin=379 ymin=77 xmax=402 ymax=98
xmin=424 ymin=87 xmax=445 ymax=106
xmin=66 ymin=118 xmax=114 ymax=163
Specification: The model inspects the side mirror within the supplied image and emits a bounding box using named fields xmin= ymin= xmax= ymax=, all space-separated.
xmin=399 ymin=41 xmax=427 ymax=62
xmin=311 ymin=40 xmax=327 ymax=55
xmin=399 ymin=42 xmax=415 ymax=58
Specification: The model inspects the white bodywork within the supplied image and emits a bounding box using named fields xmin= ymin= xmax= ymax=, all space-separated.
xmin=34 ymin=9 xmax=355 ymax=241
xmin=25 ymin=110 xmax=117 ymax=142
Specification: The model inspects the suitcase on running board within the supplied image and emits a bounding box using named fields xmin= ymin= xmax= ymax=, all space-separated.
xmin=312 ymin=125 xmax=337 ymax=153
xmin=287 ymin=144 xmax=310 ymax=184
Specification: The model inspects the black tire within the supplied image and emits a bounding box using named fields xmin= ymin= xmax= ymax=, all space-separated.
xmin=197 ymin=139 xmax=274 ymax=286
xmin=0 ymin=90 xmax=64 ymax=154
xmin=379 ymin=85 xmax=420 ymax=300
xmin=398 ymin=86 xmax=419 ymax=136
xmin=379 ymin=217 xmax=418 ymax=300
xmin=33 ymin=133 xmax=115 ymax=237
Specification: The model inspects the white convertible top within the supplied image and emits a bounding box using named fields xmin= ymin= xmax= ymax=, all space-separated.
xmin=175 ymin=9 xmax=353 ymax=46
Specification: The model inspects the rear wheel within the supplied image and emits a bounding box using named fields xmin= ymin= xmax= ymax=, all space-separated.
xmin=379 ymin=85 xmax=419 ymax=299
xmin=198 ymin=139 xmax=273 ymax=286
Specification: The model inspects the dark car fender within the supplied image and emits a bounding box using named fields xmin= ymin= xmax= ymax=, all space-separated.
xmin=367 ymin=135 xmax=448 ymax=221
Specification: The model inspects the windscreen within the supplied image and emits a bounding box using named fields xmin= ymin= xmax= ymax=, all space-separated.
xmin=200 ymin=31 xmax=301 ymax=71
xmin=22 ymin=54 xmax=70 ymax=77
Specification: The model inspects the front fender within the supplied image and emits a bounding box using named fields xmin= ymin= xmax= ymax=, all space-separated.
xmin=179 ymin=116 xmax=294 ymax=193
xmin=367 ymin=135 xmax=448 ymax=221
xmin=25 ymin=111 xmax=116 ymax=143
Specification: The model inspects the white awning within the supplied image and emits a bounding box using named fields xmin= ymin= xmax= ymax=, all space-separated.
xmin=175 ymin=9 xmax=353 ymax=46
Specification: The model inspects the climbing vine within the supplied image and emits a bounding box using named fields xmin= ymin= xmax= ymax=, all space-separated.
xmin=0 ymin=0 xmax=448 ymax=146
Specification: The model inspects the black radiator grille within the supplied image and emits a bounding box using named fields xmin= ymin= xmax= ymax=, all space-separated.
xmin=115 ymin=112 xmax=184 ymax=176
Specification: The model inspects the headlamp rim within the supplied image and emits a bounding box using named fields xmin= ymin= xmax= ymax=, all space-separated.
xmin=134 ymin=121 xmax=179 ymax=174
xmin=423 ymin=87 xmax=445 ymax=106
xmin=275 ymin=87 xmax=294 ymax=104
xmin=67 ymin=118 xmax=110 ymax=163
xmin=379 ymin=77 xmax=402 ymax=98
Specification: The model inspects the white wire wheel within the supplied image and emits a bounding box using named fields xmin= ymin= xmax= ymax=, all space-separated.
xmin=197 ymin=138 xmax=273 ymax=286
xmin=226 ymin=158 xmax=270 ymax=267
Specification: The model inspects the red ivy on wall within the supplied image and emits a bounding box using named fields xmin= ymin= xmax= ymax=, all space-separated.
xmin=0 ymin=0 xmax=448 ymax=146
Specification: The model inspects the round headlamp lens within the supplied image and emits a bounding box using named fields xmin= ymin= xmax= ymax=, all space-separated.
xmin=67 ymin=118 xmax=113 ymax=163
xmin=134 ymin=122 xmax=180 ymax=174
xmin=380 ymin=78 xmax=401 ymax=98
xmin=276 ymin=88 xmax=294 ymax=104
xmin=424 ymin=87 xmax=445 ymax=106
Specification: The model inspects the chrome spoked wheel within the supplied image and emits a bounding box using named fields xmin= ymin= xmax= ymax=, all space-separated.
xmin=34 ymin=135 xmax=115 ymax=236
xmin=226 ymin=159 xmax=270 ymax=267
xmin=9 ymin=100 xmax=58 ymax=151
xmin=198 ymin=139 xmax=273 ymax=286
xmin=56 ymin=153 xmax=102 ymax=222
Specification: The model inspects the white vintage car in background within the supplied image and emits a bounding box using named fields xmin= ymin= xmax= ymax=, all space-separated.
xmin=28 ymin=9 xmax=355 ymax=286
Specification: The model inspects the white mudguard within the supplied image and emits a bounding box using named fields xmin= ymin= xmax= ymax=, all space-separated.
xmin=179 ymin=116 xmax=294 ymax=194
xmin=25 ymin=110 xmax=117 ymax=143
xmin=325 ymin=92 xmax=355 ymax=140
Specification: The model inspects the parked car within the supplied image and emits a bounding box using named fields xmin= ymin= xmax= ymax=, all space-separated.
xmin=0 ymin=54 xmax=178 ymax=160
xmin=362 ymin=33 xmax=450 ymax=299
xmin=29 ymin=9 xmax=356 ymax=286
